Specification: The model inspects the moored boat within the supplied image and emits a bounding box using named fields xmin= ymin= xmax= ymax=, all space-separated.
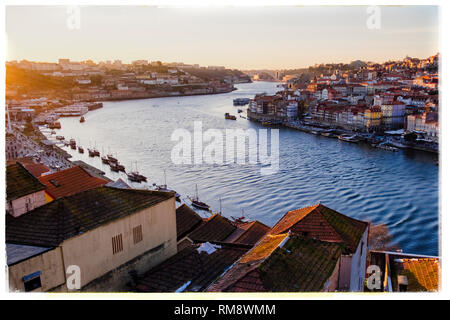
xmin=225 ymin=113 xmax=237 ymax=120
xmin=78 ymin=146 xmax=84 ymax=153
xmin=190 ymin=184 xmax=210 ymax=211
xmin=80 ymin=116 xmax=85 ymax=123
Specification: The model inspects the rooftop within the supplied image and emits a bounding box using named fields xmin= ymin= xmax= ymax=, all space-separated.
xmin=187 ymin=214 xmax=236 ymax=243
xmin=135 ymin=242 xmax=250 ymax=292
xmin=6 ymin=163 xmax=46 ymax=201
xmin=176 ymin=204 xmax=203 ymax=240
xmin=207 ymin=234 xmax=344 ymax=292
xmin=6 ymin=186 xmax=174 ymax=247
xmin=6 ymin=243 xmax=53 ymax=266
xmin=225 ymin=220 xmax=270 ymax=246
xmin=38 ymin=166 xmax=109 ymax=199
xmin=270 ymin=203 xmax=368 ymax=253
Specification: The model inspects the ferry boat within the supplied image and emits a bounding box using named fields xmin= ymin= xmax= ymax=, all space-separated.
xmin=338 ymin=135 xmax=359 ymax=143
xmin=233 ymin=98 xmax=250 ymax=106
xmin=189 ymin=185 xmax=210 ymax=211
xmin=80 ymin=116 xmax=85 ymax=123
xmin=225 ymin=113 xmax=237 ymax=120
xmin=78 ymin=146 xmax=84 ymax=154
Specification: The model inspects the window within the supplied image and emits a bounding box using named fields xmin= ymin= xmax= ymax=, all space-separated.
xmin=112 ymin=234 xmax=123 ymax=254
xmin=133 ymin=225 xmax=143 ymax=244
xmin=23 ymin=271 xmax=42 ymax=292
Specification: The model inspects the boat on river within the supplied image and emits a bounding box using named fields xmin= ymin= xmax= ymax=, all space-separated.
xmin=78 ymin=146 xmax=84 ymax=154
xmin=338 ymin=135 xmax=359 ymax=143
xmin=225 ymin=113 xmax=237 ymax=120
xmin=189 ymin=185 xmax=210 ymax=211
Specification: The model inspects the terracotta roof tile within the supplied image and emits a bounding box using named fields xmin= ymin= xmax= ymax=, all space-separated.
xmin=224 ymin=220 xmax=270 ymax=246
xmin=270 ymin=203 xmax=368 ymax=253
xmin=392 ymin=258 xmax=439 ymax=291
xmin=38 ymin=166 xmax=108 ymax=199
xmin=208 ymin=235 xmax=344 ymax=292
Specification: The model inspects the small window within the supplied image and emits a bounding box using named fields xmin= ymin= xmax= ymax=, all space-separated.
xmin=112 ymin=234 xmax=123 ymax=254
xmin=133 ymin=225 xmax=143 ymax=244
xmin=23 ymin=271 xmax=42 ymax=292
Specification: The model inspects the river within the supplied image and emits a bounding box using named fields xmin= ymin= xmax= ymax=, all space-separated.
xmin=50 ymin=81 xmax=439 ymax=256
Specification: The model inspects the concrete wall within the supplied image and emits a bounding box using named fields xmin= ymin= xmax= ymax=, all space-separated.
xmin=8 ymin=247 xmax=66 ymax=292
xmin=8 ymin=190 xmax=47 ymax=217
xmin=60 ymin=197 xmax=177 ymax=290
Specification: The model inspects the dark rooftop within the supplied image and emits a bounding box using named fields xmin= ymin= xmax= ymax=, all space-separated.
xmin=6 ymin=163 xmax=46 ymax=201
xmin=176 ymin=204 xmax=203 ymax=240
xmin=187 ymin=214 xmax=236 ymax=243
xmin=6 ymin=186 xmax=174 ymax=247
xmin=135 ymin=242 xmax=250 ymax=292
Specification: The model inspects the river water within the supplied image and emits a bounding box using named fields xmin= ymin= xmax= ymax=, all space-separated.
xmin=51 ymin=81 xmax=439 ymax=256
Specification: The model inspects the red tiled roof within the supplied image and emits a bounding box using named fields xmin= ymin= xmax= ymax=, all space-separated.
xmin=38 ymin=166 xmax=108 ymax=199
xmin=208 ymin=234 xmax=344 ymax=292
xmin=270 ymin=203 xmax=368 ymax=253
xmin=392 ymin=258 xmax=439 ymax=291
xmin=22 ymin=163 xmax=50 ymax=178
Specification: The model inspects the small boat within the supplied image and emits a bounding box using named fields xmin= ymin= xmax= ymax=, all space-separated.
xmin=110 ymin=163 xmax=120 ymax=172
xmin=190 ymin=185 xmax=210 ymax=211
xmin=80 ymin=116 xmax=85 ymax=123
xmin=225 ymin=113 xmax=237 ymax=120
xmin=127 ymin=162 xmax=147 ymax=182
xmin=78 ymin=146 xmax=84 ymax=153
xmin=116 ymin=163 xmax=125 ymax=172
xmin=338 ymin=135 xmax=359 ymax=143
xmin=69 ymin=139 xmax=76 ymax=149
xmin=101 ymin=156 xmax=110 ymax=164
xmin=88 ymin=148 xmax=96 ymax=157
xmin=56 ymin=135 xmax=65 ymax=140
xmin=237 ymin=109 xmax=243 ymax=113
xmin=376 ymin=144 xmax=399 ymax=152
xmin=50 ymin=130 xmax=56 ymax=135
xmin=93 ymin=148 xmax=100 ymax=157
xmin=155 ymin=170 xmax=180 ymax=201
xmin=107 ymin=154 xmax=118 ymax=163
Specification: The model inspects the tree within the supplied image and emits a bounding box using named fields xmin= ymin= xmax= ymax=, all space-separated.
xmin=368 ymin=223 xmax=400 ymax=251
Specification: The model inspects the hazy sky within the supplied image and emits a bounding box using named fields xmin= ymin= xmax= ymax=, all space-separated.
xmin=6 ymin=6 xmax=439 ymax=69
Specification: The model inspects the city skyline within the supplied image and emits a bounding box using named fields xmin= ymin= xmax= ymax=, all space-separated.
xmin=6 ymin=6 xmax=439 ymax=69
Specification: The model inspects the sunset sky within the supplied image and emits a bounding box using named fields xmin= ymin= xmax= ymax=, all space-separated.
xmin=6 ymin=5 xmax=439 ymax=69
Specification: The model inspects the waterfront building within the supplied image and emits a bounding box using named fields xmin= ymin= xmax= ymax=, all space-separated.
xmin=407 ymin=112 xmax=439 ymax=141
xmin=6 ymin=187 xmax=177 ymax=292
xmin=6 ymin=163 xmax=47 ymax=218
